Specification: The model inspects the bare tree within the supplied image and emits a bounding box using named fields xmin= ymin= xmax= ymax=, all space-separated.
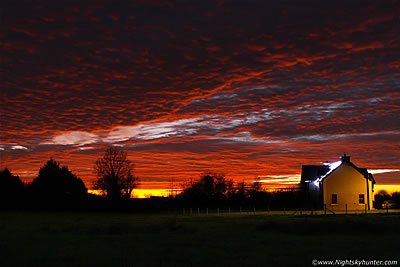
xmin=94 ymin=147 xmax=138 ymax=199
xmin=226 ymin=179 xmax=235 ymax=198
xmin=251 ymin=177 xmax=262 ymax=193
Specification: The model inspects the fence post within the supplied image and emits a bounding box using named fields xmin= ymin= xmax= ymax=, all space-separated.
xmin=346 ymin=204 xmax=347 ymax=215
xmin=365 ymin=204 xmax=367 ymax=215
xmin=324 ymin=204 xmax=326 ymax=215
xmin=228 ymin=207 xmax=231 ymax=215
xmin=197 ymin=208 xmax=200 ymax=216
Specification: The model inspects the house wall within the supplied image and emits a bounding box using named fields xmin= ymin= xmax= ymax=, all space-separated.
xmin=368 ymin=179 xmax=374 ymax=209
xmin=302 ymin=182 xmax=323 ymax=210
xmin=323 ymin=163 xmax=372 ymax=211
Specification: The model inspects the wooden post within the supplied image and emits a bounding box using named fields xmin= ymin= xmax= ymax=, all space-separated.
xmin=324 ymin=204 xmax=326 ymax=215
xmin=228 ymin=207 xmax=231 ymax=215
xmin=197 ymin=208 xmax=200 ymax=216
xmin=345 ymin=204 xmax=347 ymax=215
xmin=365 ymin=204 xmax=367 ymax=215
xmin=253 ymin=206 xmax=256 ymax=214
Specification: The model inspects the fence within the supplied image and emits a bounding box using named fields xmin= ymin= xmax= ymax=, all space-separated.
xmin=173 ymin=206 xmax=399 ymax=216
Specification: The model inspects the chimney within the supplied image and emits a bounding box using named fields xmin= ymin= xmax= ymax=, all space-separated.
xmin=341 ymin=153 xmax=351 ymax=163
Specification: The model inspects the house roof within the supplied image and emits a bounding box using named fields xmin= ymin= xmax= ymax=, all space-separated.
xmin=300 ymin=165 xmax=330 ymax=184
xmin=336 ymin=161 xmax=375 ymax=183
xmin=301 ymin=154 xmax=376 ymax=184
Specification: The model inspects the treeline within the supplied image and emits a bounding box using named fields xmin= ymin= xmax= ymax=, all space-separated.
xmin=0 ymin=164 xmax=301 ymax=211
xmin=0 ymin=148 xmax=140 ymax=211
xmin=374 ymin=190 xmax=400 ymax=209
xmin=176 ymin=173 xmax=400 ymax=210
xmin=1 ymin=148 xmax=399 ymax=212
xmin=175 ymin=172 xmax=301 ymax=210
xmin=0 ymin=159 xmax=89 ymax=210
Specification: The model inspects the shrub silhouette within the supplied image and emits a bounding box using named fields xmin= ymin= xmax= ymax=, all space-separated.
xmin=180 ymin=172 xmax=228 ymax=205
xmin=0 ymin=168 xmax=24 ymax=205
xmin=374 ymin=190 xmax=391 ymax=208
xmin=31 ymin=158 xmax=87 ymax=199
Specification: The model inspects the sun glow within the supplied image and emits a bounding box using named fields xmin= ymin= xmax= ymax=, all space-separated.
xmin=374 ymin=184 xmax=400 ymax=194
xmin=88 ymin=189 xmax=177 ymax=198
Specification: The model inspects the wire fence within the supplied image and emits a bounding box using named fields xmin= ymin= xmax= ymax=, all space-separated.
xmin=165 ymin=206 xmax=399 ymax=216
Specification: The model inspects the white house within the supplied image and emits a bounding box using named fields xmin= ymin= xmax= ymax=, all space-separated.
xmin=301 ymin=154 xmax=375 ymax=211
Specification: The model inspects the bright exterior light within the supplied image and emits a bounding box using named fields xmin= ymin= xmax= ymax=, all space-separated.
xmin=306 ymin=160 xmax=342 ymax=186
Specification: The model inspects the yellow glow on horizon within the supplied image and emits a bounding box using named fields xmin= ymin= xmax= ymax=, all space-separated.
xmin=87 ymin=189 xmax=101 ymax=196
xmin=374 ymin=184 xmax=400 ymax=194
xmin=88 ymin=184 xmax=400 ymax=199
xmin=133 ymin=189 xmax=174 ymax=198
xmin=88 ymin=189 xmax=177 ymax=198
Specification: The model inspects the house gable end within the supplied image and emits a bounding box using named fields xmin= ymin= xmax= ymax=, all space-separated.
xmin=322 ymin=162 xmax=365 ymax=184
xmin=321 ymin=160 xmax=374 ymax=183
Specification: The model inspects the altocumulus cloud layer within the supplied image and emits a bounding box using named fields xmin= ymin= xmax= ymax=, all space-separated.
xmin=1 ymin=0 xmax=400 ymax=190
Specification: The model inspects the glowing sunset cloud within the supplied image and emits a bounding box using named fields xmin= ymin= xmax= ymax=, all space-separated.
xmin=1 ymin=1 xmax=399 ymax=196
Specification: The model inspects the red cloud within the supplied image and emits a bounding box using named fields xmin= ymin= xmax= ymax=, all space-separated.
xmin=1 ymin=0 xmax=399 ymax=192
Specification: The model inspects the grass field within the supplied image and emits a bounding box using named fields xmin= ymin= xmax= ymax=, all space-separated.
xmin=0 ymin=211 xmax=399 ymax=267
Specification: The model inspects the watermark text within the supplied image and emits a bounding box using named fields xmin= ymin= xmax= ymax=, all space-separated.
xmin=312 ymin=259 xmax=398 ymax=266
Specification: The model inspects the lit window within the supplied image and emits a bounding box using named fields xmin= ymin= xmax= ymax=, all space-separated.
xmin=331 ymin=194 xmax=337 ymax=204
xmin=359 ymin=194 xmax=365 ymax=204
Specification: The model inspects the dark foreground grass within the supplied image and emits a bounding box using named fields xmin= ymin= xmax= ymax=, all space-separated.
xmin=0 ymin=211 xmax=399 ymax=267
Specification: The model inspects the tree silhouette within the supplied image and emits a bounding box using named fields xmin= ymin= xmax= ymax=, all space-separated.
xmin=248 ymin=178 xmax=270 ymax=206
xmin=226 ymin=179 xmax=235 ymax=199
xmin=181 ymin=172 xmax=228 ymax=204
xmin=31 ymin=158 xmax=87 ymax=199
xmin=229 ymin=181 xmax=247 ymax=204
xmin=250 ymin=177 xmax=262 ymax=193
xmin=374 ymin=190 xmax=391 ymax=208
xmin=0 ymin=168 xmax=24 ymax=204
xmin=391 ymin=192 xmax=400 ymax=208
xmin=94 ymin=147 xmax=138 ymax=199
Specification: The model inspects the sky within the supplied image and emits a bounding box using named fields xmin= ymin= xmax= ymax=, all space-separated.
xmin=1 ymin=0 xmax=400 ymax=197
